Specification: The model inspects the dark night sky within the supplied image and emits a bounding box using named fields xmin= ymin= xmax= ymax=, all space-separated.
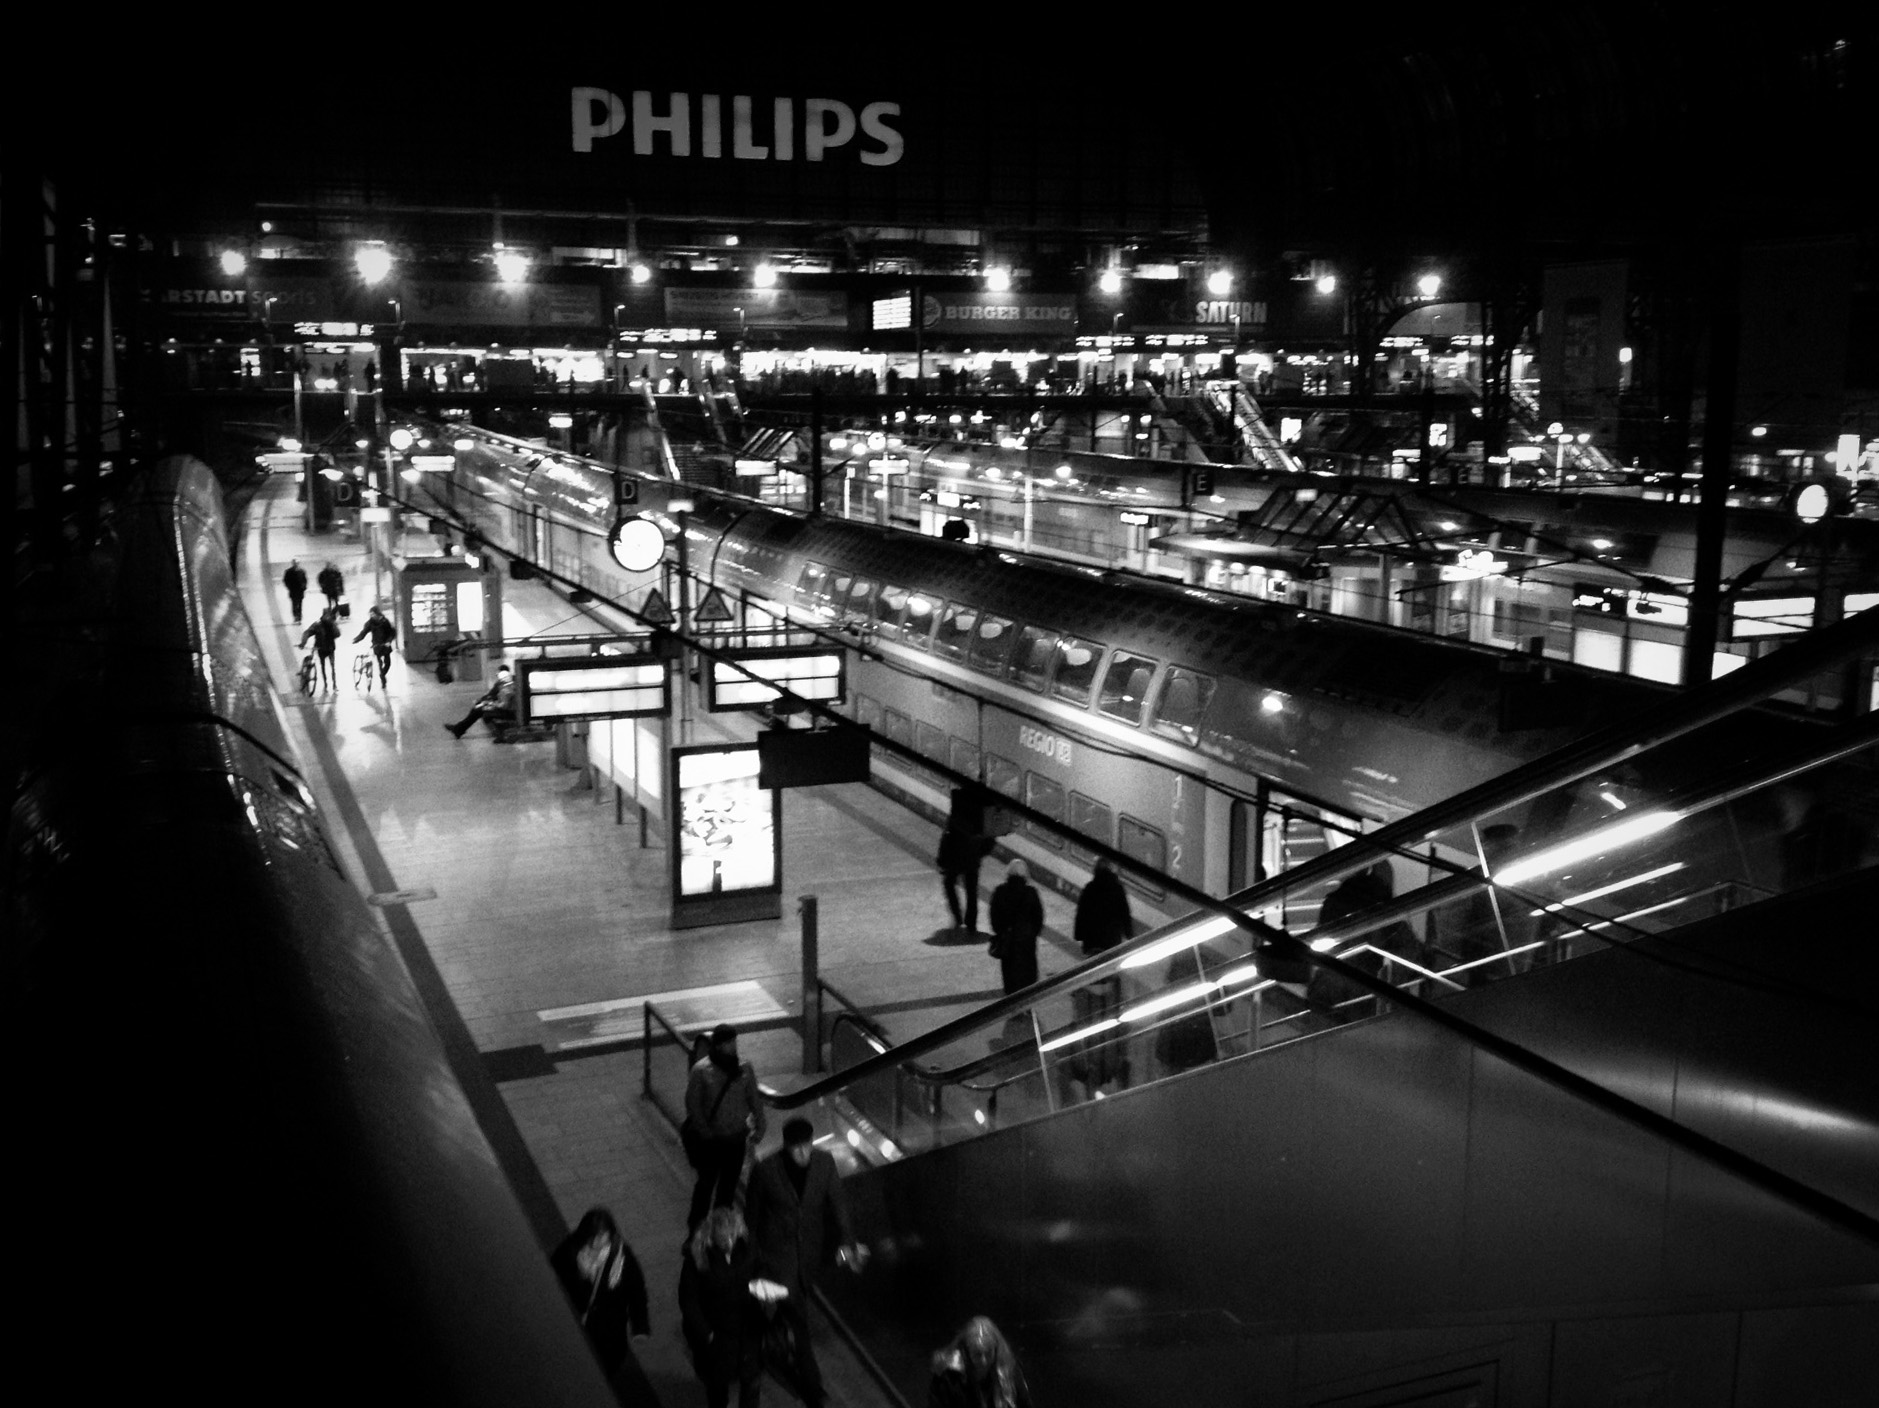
xmin=13 ymin=8 xmax=1872 ymax=259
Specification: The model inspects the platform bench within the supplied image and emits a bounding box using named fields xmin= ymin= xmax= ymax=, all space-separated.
xmin=491 ymin=719 xmax=556 ymax=745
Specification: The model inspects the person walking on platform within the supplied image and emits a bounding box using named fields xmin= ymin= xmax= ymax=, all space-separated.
xmin=317 ymin=561 xmax=344 ymax=612
xmin=351 ymin=603 xmax=396 ymax=686
xmin=679 ymin=1207 xmax=764 ymax=1408
xmin=299 ymin=607 xmax=341 ymax=693
xmin=988 ymin=859 xmax=1044 ymax=995
xmin=1068 ymin=860 xmax=1134 ymax=1093
xmin=551 ymin=1208 xmax=653 ymax=1404
xmin=746 ymin=1118 xmax=859 ymax=1408
xmin=1073 ymin=858 xmax=1133 ymax=958
xmin=683 ymin=1024 xmax=766 ymax=1232
xmin=282 ymin=560 xmax=308 ymax=624
xmin=928 ymin=1316 xmax=1032 ymax=1408
xmin=444 ymin=662 xmax=516 ymax=738
xmin=938 ymin=822 xmax=994 ymax=935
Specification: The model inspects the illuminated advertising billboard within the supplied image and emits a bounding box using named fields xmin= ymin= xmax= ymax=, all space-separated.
xmin=668 ymin=744 xmax=783 ymax=928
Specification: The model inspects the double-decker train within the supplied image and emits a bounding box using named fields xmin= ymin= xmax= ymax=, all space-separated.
xmin=426 ymin=426 xmax=1862 ymax=924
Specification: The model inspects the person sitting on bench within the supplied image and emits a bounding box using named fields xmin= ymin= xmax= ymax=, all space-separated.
xmin=445 ymin=662 xmax=517 ymax=739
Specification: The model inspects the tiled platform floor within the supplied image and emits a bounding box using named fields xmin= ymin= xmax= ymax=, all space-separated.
xmin=238 ymin=474 xmax=1081 ymax=1406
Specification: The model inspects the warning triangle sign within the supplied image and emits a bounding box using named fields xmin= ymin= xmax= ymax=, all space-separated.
xmin=695 ymin=586 xmax=734 ymax=624
xmin=640 ymin=588 xmax=673 ymax=626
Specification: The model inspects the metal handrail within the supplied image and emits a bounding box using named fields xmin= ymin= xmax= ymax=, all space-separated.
xmin=641 ymin=1000 xmax=694 ymax=1133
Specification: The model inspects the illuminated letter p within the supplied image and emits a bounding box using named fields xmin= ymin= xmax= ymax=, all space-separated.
xmin=571 ymin=87 xmax=626 ymax=153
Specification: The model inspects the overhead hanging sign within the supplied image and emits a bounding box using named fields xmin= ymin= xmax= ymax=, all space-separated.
xmin=519 ymin=655 xmax=670 ymax=723
xmin=706 ymin=647 xmax=845 ymax=711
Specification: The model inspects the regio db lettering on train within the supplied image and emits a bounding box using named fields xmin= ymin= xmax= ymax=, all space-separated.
xmin=1019 ymin=725 xmax=1072 ymax=766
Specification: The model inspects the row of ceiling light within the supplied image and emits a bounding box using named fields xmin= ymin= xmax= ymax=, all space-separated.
xmin=221 ymin=244 xmax=1446 ymax=303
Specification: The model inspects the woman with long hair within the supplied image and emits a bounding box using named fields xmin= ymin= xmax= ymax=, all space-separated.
xmin=928 ymin=1315 xmax=1032 ymax=1408
xmin=549 ymin=1207 xmax=649 ymax=1395
xmin=679 ymin=1206 xmax=764 ymax=1408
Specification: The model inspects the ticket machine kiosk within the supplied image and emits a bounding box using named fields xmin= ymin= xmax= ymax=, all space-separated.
xmin=392 ymin=555 xmax=503 ymax=683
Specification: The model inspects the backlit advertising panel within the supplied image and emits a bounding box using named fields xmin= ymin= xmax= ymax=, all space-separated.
xmin=668 ymin=744 xmax=782 ymax=928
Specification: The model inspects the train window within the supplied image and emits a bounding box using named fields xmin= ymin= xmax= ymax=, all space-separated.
xmin=1097 ymin=651 xmax=1159 ymax=725
xmin=916 ymin=720 xmax=948 ymax=762
xmin=934 ymin=602 xmax=979 ymax=662
xmin=1068 ymin=792 xmax=1113 ymax=867
xmin=854 ymin=694 xmax=883 ymax=732
xmin=1150 ymin=667 xmax=1217 ymax=745
xmin=845 ymin=577 xmax=877 ymax=622
xmin=829 ymin=574 xmax=854 ymax=621
xmin=796 ymin=562 xmax=830 ymax=616
xmin=1008 ymin=625 xmax=1056 ymax=694
xmin=874 ymin=585 xmax=909 ymax=637
xmin=1051 ymin=636 xmax=1104 ymax=706
xmin=883 ymin=708 xmax=914 ymax=749
xmin=969 ymin=614 xmax=1015 ymax=675
xmin=1024 ymin=773 xmax=1067 ymax=850
xmin=984 ymin=752 xmax=1022 ymax=806
xmin=1117 ymin=815 xmax=1169 ymax=900
xmin=903 ymin=593 xmax=938 ymax=649
xmin=950 ymin=738 xmax=981 ymax=781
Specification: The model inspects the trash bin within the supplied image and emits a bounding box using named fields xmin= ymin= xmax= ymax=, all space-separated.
xmin=556 ymin=720 xmax=590 ymax=772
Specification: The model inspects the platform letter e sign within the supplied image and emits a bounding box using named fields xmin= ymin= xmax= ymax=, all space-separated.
xmin=572 ymin=88 xmax=627 ymax=153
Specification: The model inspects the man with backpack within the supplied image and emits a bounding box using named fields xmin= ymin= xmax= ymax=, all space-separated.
xmin=351 ymin=604 xmax=397 ymax=686
xmin=299 ymin=607 xmax=341 ymax=692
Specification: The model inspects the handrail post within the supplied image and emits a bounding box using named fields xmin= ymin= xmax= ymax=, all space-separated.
xmin=642 ymin=1000 xmax=652 ymax=1100
xmin=800 ymin=894 xmax=822 ymax=1074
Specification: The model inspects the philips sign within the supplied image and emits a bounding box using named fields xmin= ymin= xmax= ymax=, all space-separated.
xmin=572 ymin=89 xmax=904 ymax=166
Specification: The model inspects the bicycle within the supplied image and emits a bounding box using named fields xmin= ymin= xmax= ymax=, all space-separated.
xmin=352 ymin=652 xmax=376 ymax=692
xmin=298 ymin=650 xmax=318 ymax=697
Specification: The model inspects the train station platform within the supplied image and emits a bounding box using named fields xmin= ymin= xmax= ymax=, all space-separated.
xmin=235 ymin=472 xmax=1085 ymax=1406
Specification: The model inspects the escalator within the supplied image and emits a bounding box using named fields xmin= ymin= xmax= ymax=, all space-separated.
xmin=661 ymin=608 xmax=1879 ymax=1406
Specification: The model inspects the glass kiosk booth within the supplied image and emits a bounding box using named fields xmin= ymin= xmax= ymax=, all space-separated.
xmin=393 ymin=555 xmax=504 ymax=682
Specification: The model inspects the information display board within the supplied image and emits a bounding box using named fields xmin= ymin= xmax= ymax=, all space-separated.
xmin=519 ymin=655 xmax=670 ymax=723
xmin=668 ymin=744 xmax=783 ymax=929
xmin=706 ymin=647 xmax=845 ymax=712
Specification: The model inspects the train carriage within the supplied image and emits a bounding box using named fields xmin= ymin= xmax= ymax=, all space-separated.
xmin=429 ymin=426 xmax=1862 ymax=939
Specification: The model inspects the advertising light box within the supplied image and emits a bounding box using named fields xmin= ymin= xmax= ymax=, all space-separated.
xmin=669 ymin=744 xmax=783 ymax=929
xmin=707 ymin=648 xmax=846 ymax=712
xmin=520 ymin=655 xmax=671 ymax=722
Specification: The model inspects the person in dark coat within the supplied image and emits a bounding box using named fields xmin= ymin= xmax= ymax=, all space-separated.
xmin=679 ymin=1207 xmax=764 ymax=1408
xmin=1067 ymin=860 xmax=1134 ymax=1094
xmin=938 ymin=823 xmax=993 ymax=935
xmin=445 ymin=662 xmax=517 ymax=739
xmin=683 ymin=1024 xmax=767 ymax=1231
xmin=316 ymin=561 xmax=344 ymax=611
xmin=1154 ymin=947 xmax=1217 ymax=1075
xmin=1306 ymin=861 xmax=1424 ymax=1017
xmin=746 ymin=1117 xmax=857 ymax=1408
xmin=551 ymin=1207 xmax=651 ymax=1398
xmin=1073 ymin=859 xmax=1133 ymax=958
xmin=282 ymin=560 xmax=308 ymax=624
xmin=928 ymin=1315 xmax=1032 ymax=1408
xmin=298 ymin=607 xmax=341 ymax=692
xmin=351 ymin=604 xmax=396 ymax=686
xmin=988 ymin=859 xmax=1043 ymax=994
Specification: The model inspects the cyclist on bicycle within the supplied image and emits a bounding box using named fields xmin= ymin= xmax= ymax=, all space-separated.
xmin=352 ymin=604 xmax=397 ymax=687
xmin=299 ymin=608 xmax=341 ymax=692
